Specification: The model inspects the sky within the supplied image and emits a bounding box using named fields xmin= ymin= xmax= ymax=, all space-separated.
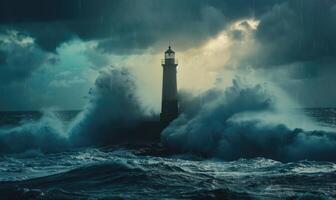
xmin=0 ymin=0 xmax=335 ymax=111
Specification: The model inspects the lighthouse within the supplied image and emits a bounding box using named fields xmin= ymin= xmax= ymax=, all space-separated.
xmin=160 ymin=46 xmax=179 ymax=124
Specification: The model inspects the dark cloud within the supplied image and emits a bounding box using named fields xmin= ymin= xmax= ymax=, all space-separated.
xmin=3 ymin=0 xmax=332 ymax=63
xmin=1 ymin=0 xmax=336 ymax=108
xmin=229 ymin=0 xmax=336 ymax=107
xmin=0 ymin=0 xmax=75 ymax=23
xmin=0 ymin=0 xmax=283 ymax=54
xmin=0 ymin=0 xmax=334 ymax=64
xmin=254 ymin=0 xmax=336 ymax=66
xmin=0 ymin=31 xmax=50 ymax=84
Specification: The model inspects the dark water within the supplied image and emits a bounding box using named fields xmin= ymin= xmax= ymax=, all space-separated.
xmin=0 ymin=109 xmax=335 ymax=199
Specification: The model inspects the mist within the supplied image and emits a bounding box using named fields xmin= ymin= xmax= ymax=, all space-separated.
xmin=162 ymin=76 xmax=336 ymax=162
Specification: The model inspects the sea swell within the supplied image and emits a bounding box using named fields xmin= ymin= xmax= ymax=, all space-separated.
xmin=0 ymin=148 xmax=335 ymax=199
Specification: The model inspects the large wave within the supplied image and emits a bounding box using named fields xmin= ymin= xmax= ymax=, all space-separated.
xmin=0 ymin=67 xmax=148 ymax=153
xmin=1 ymin=66 xmax=336 ymax=162
xmin=162 ymin=77 xmax=336 ymax=162
xmin=69 ymin=67 xmax=148 ymax=146
xmin=0 ymin=111 xmax=69 ymax=154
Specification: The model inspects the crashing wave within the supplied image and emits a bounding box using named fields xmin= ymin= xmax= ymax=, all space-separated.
xmin=162 ymin=78 xmax=336 ymax=162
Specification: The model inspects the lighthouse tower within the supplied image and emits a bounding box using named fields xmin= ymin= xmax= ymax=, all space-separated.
xmin=160 ymin=46 xmax=178 ymax=124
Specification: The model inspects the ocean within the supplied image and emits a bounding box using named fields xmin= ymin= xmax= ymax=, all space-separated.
xmin=0 ymin=108 xmax=335 ymax=199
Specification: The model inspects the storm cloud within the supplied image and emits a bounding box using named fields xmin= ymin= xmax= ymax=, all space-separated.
xmin=0 ymin=31 xmax=51 ymax=84
xmin=0 ymin=0 xmax=336 ymax=109
xmin=1 ymin=0 xmax=334 ymax=57
xmin=256 ymin=0 xmax=336 ymax=66
xmin=0 ymin=0 xmax=281 ymax=53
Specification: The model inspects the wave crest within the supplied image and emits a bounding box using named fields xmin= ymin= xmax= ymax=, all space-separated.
xmin=162 ymin=78 xmax=336 ymax=162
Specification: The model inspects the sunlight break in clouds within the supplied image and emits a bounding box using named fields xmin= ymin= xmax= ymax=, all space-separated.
xmin=109 ymin=19 xmax=260 ymax=113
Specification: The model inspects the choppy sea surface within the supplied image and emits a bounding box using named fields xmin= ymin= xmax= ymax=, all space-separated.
xmin=0 ymin=108 xmax=335 ymax=199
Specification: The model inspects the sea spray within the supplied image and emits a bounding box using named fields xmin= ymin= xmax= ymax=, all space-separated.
xmin=0 ymin=67 xmax=148 ymax=153
xmin=0 ymin=111 xmax=69 ymax=153
xmin=162 ymin=77 xmax=336 ymax=162
xmin=1 ymin=67 xmax=336 ymax=161
xmin=69 ymin=67 xmax=148 ymax=146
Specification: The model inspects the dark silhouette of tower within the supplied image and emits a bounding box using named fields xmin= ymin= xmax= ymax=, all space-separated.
xmin=160 ymin=46 xmax=178 ymax=124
